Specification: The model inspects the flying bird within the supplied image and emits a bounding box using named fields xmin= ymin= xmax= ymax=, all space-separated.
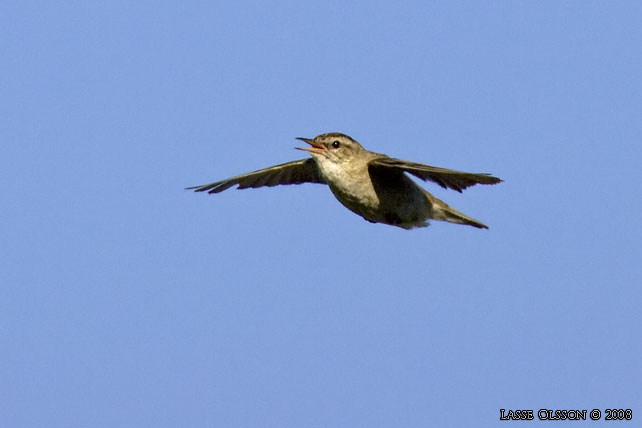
xmin=188 ymin=132 xmax=502 ymax=229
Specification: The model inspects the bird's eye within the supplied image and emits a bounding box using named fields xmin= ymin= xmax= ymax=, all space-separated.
xmin=332 ymin=140 xmax=341 ymax=149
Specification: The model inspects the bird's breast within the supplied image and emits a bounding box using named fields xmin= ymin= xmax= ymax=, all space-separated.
xmin=318 ymin=162 xmax=381 ymax=212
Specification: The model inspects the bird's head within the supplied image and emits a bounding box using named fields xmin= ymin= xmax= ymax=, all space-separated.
xmin=295 ymin=133 xmax=365 ymax=167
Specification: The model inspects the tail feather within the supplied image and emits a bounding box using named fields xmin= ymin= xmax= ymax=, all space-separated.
xmin=423 ymin=190 xmax=489 ymax=229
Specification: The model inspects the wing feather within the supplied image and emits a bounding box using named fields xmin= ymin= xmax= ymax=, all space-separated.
xmin=369 ymin=156 xmax=502 ymax=193
xmin=187 ymin=158 xmax=324 ymax=194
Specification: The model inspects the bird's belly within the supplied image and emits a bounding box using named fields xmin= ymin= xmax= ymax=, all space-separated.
xmin=328 ymin=181 xmax=380 ymax=216
xmin=328 ymin=179 xmax=429 ymax=229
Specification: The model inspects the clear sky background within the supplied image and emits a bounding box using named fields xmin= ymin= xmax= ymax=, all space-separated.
xmin=2 ymin=1 xmax=641 ymax=427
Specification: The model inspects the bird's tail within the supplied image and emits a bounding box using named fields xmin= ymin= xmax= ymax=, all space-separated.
xmin=423 ymin=190 xmax=489 ymax=229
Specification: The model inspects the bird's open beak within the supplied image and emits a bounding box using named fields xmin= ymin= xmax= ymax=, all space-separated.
xmin=295 ymin=137 xmax=327 ymax=155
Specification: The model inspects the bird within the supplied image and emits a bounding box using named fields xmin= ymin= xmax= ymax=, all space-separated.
xmin=187 ymin=132 xmax=502 ymax=229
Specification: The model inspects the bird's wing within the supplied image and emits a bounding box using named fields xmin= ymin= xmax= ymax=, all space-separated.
xmin=187 ymin=158 xmax=325 ymax=194
xmin=368 ymin=156 xmax=502 ymax=193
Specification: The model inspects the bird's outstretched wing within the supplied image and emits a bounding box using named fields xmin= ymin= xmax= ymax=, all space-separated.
xmin=187 ymin=158 xmax=325 ymax=194
xmin=368 ymin=156 xmax=502 ymax=193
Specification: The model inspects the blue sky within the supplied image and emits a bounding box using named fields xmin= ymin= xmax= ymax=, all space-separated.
xmin=2 ymin=1 xmax=641 ymax=427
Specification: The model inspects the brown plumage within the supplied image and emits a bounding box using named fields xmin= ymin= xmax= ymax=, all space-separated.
xmin=188 ymin=132 xmax=502 ymax=229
